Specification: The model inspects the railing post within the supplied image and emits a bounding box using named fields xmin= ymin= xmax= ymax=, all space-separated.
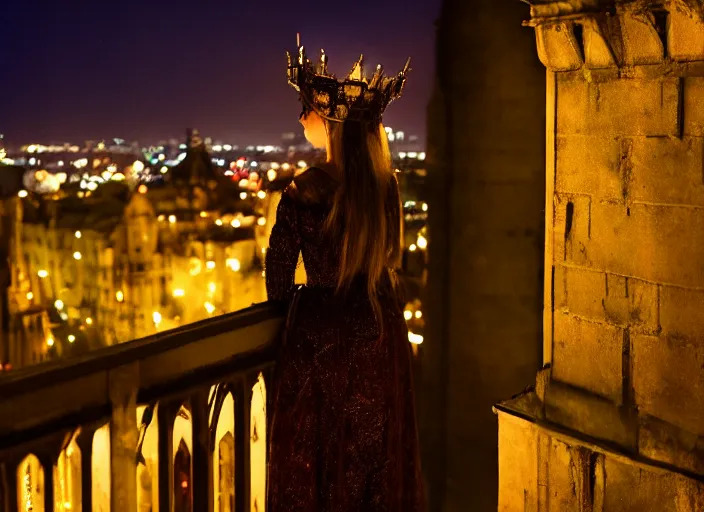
xmin=234 ymin=378 xmax=251 ymax=512
xmin=157 ymin=401 xmax=178 ymax=512
xmin=108 ymin=363 xmax=139 ymax=512
xmin=191 ymin=389 xmax=213 ymax=511
xmin=77 ymin=426 xmax=96 ymax=511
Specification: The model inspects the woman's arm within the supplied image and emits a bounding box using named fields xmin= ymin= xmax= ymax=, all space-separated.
xmin=265 ymin=190 xmax=301 ymax=303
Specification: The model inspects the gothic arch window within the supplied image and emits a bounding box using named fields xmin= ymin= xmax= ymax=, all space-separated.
xmin=174 ymin=439 xmax=192 ymax=512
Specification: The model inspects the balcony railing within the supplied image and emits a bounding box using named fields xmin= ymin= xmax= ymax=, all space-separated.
xmin=0 ymin=302 xmax=283 ymax=512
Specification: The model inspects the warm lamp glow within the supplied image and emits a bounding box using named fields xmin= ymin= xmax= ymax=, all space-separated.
xmin=408 ymin=332 xmax=424 ymax=345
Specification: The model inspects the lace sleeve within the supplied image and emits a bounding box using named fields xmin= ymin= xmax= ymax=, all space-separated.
xmin=265 ymin=191 xmax=301 ymax=302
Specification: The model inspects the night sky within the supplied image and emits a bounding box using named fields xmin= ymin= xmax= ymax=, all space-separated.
xmin=0 ymin=0 xmax=441 ymax=147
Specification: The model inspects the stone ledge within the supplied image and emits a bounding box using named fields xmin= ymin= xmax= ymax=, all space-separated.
xmin=495 ymin=384 xmax=704 ymax=480
xmin=524 ymin=1 xmax=704 ymax=70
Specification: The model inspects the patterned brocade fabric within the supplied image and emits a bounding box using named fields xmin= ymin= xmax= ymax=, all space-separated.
xmin=265 ymin=168 xmax=425 ymax=511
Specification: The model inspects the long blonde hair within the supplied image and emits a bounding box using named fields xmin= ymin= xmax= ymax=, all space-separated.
xmin=324 ymin=119 xmax=402 ymax=322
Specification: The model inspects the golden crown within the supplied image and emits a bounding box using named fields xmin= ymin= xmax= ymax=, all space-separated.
xmin=286 ymin=35 xmax=411 ymax=123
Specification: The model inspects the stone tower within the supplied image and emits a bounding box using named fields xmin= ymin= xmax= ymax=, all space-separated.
xmin=496 ymin=1 xmax=704 ymax=509
xmin=421 ymin=0 xmax=546 ymax=509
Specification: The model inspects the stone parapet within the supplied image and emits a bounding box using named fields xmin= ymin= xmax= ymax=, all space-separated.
xmin=495 ymin=393 xmax=704 ymax=511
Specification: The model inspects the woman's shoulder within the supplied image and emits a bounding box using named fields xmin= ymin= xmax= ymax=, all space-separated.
xmin=285 ymin=165 xmax=339 ymax=205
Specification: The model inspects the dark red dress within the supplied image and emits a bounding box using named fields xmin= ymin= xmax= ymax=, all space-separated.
xmin=265 ymin=168 xmax=425 ymax=511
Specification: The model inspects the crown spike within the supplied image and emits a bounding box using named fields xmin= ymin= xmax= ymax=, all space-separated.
xmin=369 ymin=64 xmax=384 ymax=89
xmin=296 ymin=32 xmax=301 ymax=47
xmin=320 ymin=49 xmax=329 ymax=75
xmin=401 ymin=57 xmax=411 ymax=75
xmin=348 ymin=54 xmax=365 ymax=81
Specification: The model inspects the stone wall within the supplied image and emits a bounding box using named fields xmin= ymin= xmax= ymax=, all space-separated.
xmin=497 ymin=2 xmax=704 ymax=510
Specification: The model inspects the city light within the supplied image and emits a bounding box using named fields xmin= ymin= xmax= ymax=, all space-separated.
xmin=215 ymin=219 xmax=223 ymax=226
xmin=116 ymin=291 xmax=124 ymax=302
xmin=55 ymin=300 xmax=64 ymax=310
xmin=18 ymin=190 xmax=28 ymax=198
xmin=75 ymin=231 xmax=82 ymax=239
xmin=158 ymin=215 xmax=165 ymax=222
xmin=226 ymin=258 xmax=241 ymax=271
xmin=152 ymin=311 xmax=162 ymax=327
xmin=168 ymin=215 xmax=176 ymax=224
xmin=47 ymin=338 xmax=55 ymax=347
xmin=26 ymin=292 xmax=33 ymax=301
xmin=86 ymin=317 xmax=93 ymax=325
xmin=404 ymin=310 xmax=413 ymax=320
xmin=38 ymin=270 xmax=48 ymax=278
xmin=208 ymin=282 xmax=216 ymax=293
xmin=240 ymin=192 xmax=247 ymax=200
xmin=200 ymin=211 xmax=208 ymax=218
xmin=73 ymin=251 xmax=82 ymax=260
xmin=172 ymin=289 xmax=185 ymax=297
xmin=138 ymin=185 xmax=148 ymax=194
xmin=68 ymin=335 xmax=76 ymax=343
xmin=160 ymin=166 xmax=168 ymax=174
xmin=409 ymin=244 xmax=417 ymax=252
xmin=231 ymin=219 xmax=241 ymax=228
xmin=204 ymin=302 xmax=216 ymax=314
xmin=422 ymin=203 xmax=428 ymax=212
xmin=297 ymin=160 xmax=307 ymax=168
xmin=257 ymin=191 xmax=266 ymax=199
xmin=267 ymin=169 xmax=278 ymax=181
xmin=206 ymin=261 xmax=216 ymax=270
xmin=415 ymin=310 xmax=423 ymax=319
xmin=417 ymin=235 xmax=427 ymax=250
xmin=257 ymin=217 xmax=266 ymax=226
xmin=408 ymin=332 xmax=424 ymax=344
xmin=133 ymin=161 xmax=145 ymax=173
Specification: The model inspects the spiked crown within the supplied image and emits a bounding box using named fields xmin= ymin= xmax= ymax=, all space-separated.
xmin=286 ymin=35 xmax=411 ymax=123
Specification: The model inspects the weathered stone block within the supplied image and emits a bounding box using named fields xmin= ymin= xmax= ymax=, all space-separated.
xmin=553 ymin=313 xmax=623 ymax=403
xmin=553 ymin=193 xmax=591 ymax=266
xmin=555 ymin=136 xmax=622 ymax=199
xmin=557 ymin=78 xmax=680 ymax=137
xmin=547 ymin=439 xmax=582 ymax=512
xmin=535 ymin=22 xmax=583 ymax=71
xmin=562 ymin=265 xmax=605 ymax=320
xmin=603 ymin=457 xmax=679 ymax=511
xmin=630 ymin=137 xmax=704 ymax=207
xmin=669 ymin=7 xmax=704 ymax=63
xmin=683 ymin=77 xmax=704 ymax=137
xmin=639 ymin=414 xmax=704 ymax=477
xmin=660 ymin=285 xmax=704 ymax=339
xmin=633 ymin=333 xmax=704 ymax=436
xmin=620 ymin=9 xmax=665 ymax=66
xmin=604 ymin=275 xmax=659 ymax=333
xmin=582 ymin=18 xmax=617 ymax=69
xmin=496 ymin=411 xmax=539 ymax=512
xmin=553 ymin=264 xmax=567 ymax=310
xmin=590 ymin=202 xmax=704 ymax=288
xmin=545 ymin=380 xmax=637 ymax=449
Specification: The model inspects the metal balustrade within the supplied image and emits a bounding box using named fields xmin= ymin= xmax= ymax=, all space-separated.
xmin=0 ymin=302 xmax=283 ymax=512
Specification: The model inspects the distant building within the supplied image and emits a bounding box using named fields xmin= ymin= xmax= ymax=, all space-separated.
xmin=1 ymin=131 xmax=267 ymax=369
